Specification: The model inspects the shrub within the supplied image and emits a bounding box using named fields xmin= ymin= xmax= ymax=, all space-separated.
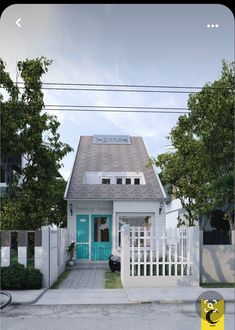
xmin=0 ymin=263 xmax=43 ymax=290
xmin=24 ymin=268 xmax=42 ymax=289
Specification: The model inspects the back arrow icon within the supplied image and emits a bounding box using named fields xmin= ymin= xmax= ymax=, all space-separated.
xmin=16 ymin=18 xmax=22 ymax=28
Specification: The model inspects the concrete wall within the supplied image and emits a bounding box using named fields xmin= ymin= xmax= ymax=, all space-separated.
xmin=200 ymin=244 xmax=235 ymax=283
xmin=0 ymin=227 xmax=69 ymax=288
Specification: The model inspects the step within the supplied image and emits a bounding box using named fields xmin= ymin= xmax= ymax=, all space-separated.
xmin=66 ymin=265 xmax=109 ymax=270
xmin=66 ymin=260 xmax=110 ymax=270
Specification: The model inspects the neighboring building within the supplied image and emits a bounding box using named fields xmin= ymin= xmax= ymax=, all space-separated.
xmin=0 ymin=154 xmax=23 ymax=196
xmin=64 ymin=135 xmax=167 ymax=261
xmin=0 ymin=152 xmax=62 ymax=197
xmin=165 ymin=197 xmax=187 ymax=228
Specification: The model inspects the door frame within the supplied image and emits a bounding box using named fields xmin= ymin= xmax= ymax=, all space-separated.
xmin=91 ymin=214 xmax=112 ymax=260
xmin=76 ymin=214 xmax=90 ymax=259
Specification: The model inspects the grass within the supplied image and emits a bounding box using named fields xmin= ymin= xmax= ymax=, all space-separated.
xmin=50 ymin=270 xmax=71 ymax=289
xmin=200 ymin=283 xmax=235 ymax=288
xmin=105 ymin=270 xmax=123 ymax=289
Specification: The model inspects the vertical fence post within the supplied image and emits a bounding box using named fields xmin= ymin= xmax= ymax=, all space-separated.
xmin=18 ymin=230 xmax=27 ymax=267
xmin=191 ymin=227 xmax=199 ymax=286
xmin=49 ymin=226 xmax=58 ymax=287
xmin=34 ymin=226 xmax=50 ymax=288
xmin=1 ymin=230 xmax=11 ymax=266
xmin=121 ymin=224 xmax=130 ymax=288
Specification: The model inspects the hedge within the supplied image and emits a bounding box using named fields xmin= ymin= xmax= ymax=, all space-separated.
xmin=0 ymin=263 xmax=43 ymax=290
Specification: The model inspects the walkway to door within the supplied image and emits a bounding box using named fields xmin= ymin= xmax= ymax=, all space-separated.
xmin=58 ymin=270 xmax=105 ymax=289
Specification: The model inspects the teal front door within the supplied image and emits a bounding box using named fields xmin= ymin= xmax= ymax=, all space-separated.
xmin=91 ymin=215 xmax=112 ymax=260
xmin=76 ymin=215 xmax=89 ymax=259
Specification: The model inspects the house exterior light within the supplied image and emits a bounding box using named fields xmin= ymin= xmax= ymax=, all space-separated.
xmin=69 ymin=203 xmax=73 ymax=216
xmin=159 ymin=201 xmax=163 ymax=215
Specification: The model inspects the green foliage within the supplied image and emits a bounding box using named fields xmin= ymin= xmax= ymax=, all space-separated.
xmin=66 ymin=242 xmax=75 ymax=260
xmin=50 ymin=270 xmax=71 ymax=289
xmin=153 ymin=61 xmax=234 ymax=227
xmin=105 ymin=271 xmax=123 ymax=289
xmin=24 ymin=268 xmax=43 ymax=289
xmin=0 ymin=263 xmax=43 ymax=290
xmin=210 ymin=209 xmax=230 ymax=231
xmin=0 ymin=57 xmax=73 ymax=229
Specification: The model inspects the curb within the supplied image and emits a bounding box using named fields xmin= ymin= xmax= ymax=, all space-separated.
xmin=131 ymin=299 xmax=235 ymax=304
xmin=11 ymin=288 xmax=48 ymax=306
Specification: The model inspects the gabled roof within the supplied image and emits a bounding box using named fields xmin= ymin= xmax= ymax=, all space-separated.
xmin=65 ymin=136 xmax=165 ymax=200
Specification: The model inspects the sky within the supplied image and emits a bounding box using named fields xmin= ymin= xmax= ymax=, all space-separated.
xmin=0 ymin=4 xmax=234 ymax=180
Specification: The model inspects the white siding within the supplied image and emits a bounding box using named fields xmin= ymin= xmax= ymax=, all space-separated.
xmin=113 ymin=200 xmax=159 ymax=213
xmin=83 ymin=171 xmax=146 ymax=184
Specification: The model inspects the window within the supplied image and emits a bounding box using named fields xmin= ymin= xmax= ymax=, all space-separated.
xmin=134 ymin=178 xmax=140 ymax=185
xmin=116 ymin=178 xmax=122 ymax=184
xmin=102 ymin=178 xmax=110 ymax=184
xmin=118 ymin=215 xmax=152 ymax=247
xmin=94 ymin=217 xmax=109 ymax=242
xmin=125 ymin=178 xmax=131 ymax=185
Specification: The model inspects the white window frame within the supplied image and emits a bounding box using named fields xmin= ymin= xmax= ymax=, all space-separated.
xmin=116 ymin=213 xmax=153 ymax=248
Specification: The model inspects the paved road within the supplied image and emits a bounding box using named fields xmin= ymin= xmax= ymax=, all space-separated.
xmin=1 ymin=303 xmax=235 ymax=330
xmin=58 ymin=270 xmax=105 ymax=289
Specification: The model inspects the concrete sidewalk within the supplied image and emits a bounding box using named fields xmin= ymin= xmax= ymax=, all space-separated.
xmin=5 ymin=287 xmax=235 ymax=306
xmin=34 ymin=289 xmax=130 ymax=305
xmin=125 ymin=287 xmax=235 ymax=304
xmin=5 ymin=289 xmax=47 ymax=305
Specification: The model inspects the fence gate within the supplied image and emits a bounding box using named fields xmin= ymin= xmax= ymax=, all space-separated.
xmin=121 ymin=225 xmax=199 ymax=287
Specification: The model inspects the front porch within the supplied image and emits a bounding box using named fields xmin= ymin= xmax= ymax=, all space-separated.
xmin=74 ymin=208 xmax=157 ymax=261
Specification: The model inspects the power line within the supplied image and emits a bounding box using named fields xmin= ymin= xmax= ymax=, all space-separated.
xmin=16 ymin=81 xmax=204 ymax=89
xmin=6 ymin=81 xmax=231 ymax=94
xmin=43 ymin=108 xmax=188 ymax=114
xmin=45 ymin=104 xmax=188 ymax=110
xmin=18 ymin=86 xmax=197 ymax=94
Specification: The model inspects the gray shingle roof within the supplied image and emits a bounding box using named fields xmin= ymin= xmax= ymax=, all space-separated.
xmin=65 ymin=136 xmax=164 ymax=200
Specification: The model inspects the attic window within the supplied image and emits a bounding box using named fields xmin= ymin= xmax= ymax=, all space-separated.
xmin=102 ymin=178 xmax=110 ymax=184
xmin=125 ymin=178 xmax=131 ymax=185
xmin=134 ymin=178 xmax=140 ymax=185
xmin=116 ymin=178 xmax=122 ymax=184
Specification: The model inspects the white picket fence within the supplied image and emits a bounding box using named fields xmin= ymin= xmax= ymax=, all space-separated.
xmin=121 ymin=225 xmax=199 ymax=287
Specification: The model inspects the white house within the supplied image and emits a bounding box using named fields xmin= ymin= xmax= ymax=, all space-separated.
xmin=166 ymin=198 xmax=185 ymax=228
xmin=64 ymin=135 xmax=167 ymax=261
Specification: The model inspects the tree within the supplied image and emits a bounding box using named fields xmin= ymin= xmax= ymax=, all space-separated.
xmin=0 ymin=58 xmax=73 ymax=229
xmin=153 ymin=61 xmax=234 ymax=229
